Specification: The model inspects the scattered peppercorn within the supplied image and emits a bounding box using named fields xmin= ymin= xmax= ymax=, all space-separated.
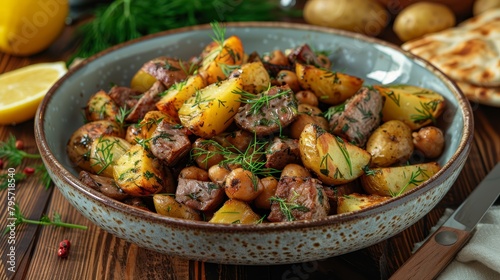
xmin=15 ymin=140 xmax=24 ymax=150
xmin=57 ymin=239 xmax=71 ymax=258
xmin=23 ymin=167 xmax=35 ymax=175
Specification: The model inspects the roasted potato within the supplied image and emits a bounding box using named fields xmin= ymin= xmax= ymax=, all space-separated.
xmin=337 ymin=193 xmax=391 ymax=214
xmin=89 ymin=136 xmax=132 ymax=178
xmin=299 ymin=123 xmax=371 ymax=185
xmin=295 ymin=63 xmax=364 ymax=105
xmin=199 ymin=35 xmax=244 ymax=85
xmin=374 ymin=85 xmax=446 ymax=130
xmin=233 ymin=61 xmax=270 ymax=94
xmin=393 ymin=2 xmax=456 ymax=42
xmin=254 ymin=176 xmax=279 ymax=210
xmin=289 ymin=104 xmax=329 ymax=139
xmin=113 ymin=144 xmax=164 ymax=196
xmin=178 ymin=77 xmax=243 ymax=138
xmin=209 ymin=199 xmax=261 ymax=224
xmin=361 ymin=162 xmax=440 ymax=197
xmin=412 ymin=126 xmax=445 ymax=159
xmin=130 ymin=69 xmax=157 ymax=93
xmin=304 ymin=0 xmax=389 ymax=36
xmin=365 ymin=120 xmax=414 ymax=167
xmin=139 ymin=110 xmax=177 ymax=143
xmin=156 ymin=74 xmax=207 ymax=119
xmin=153 ymin=194 xmax=201 ymax=221
xmin=67 ymin=120 xmax=123 ymax=172
xmin=85 ymin=90 xmax=120 ymax=122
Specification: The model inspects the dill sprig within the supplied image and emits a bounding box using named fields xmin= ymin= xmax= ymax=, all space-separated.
xmin=0 ymin=135 xmax=41 ymax=167
xmin=234 ymin=87 xmax=290 ymax=115
xmin=70 ymin=0 xmax=290 ymax=63
xmin=390 ymin=167 xmax=429 ymax=197
xmin=5 ymin=204 xmax=87 ymax=234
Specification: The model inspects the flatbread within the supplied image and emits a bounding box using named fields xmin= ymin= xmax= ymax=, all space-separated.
xmin=402 ymin=9 xmax=500 ymax=87
xmin=402 ymin=9 xmax=500 ymax=106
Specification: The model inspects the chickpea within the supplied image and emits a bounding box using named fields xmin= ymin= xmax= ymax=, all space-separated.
xmin=276 ymin=70 xmax=301 ymax=93
xmin=254 ymin=176 xmax=279 ymax=209
xmin=412 ymin=126 xmax=445 ymax=158
xmin=281 ymin=163 xmax=311 ymax=178
xmin=179 ymin=166 xmax=209 ymax=181
xmin=214 ymin=130 xmax=253 ymax=153
xmin=289 ymin=104 xmax=329 ymax=139
xmin=316 ymin=53 xmax=332 ymax=69
xmin=225 ymin=168 xmax=263 ymax=201
xmin=192 ymin=138 xmax=225 ymax=170
xmin=208 ymin=164 xmax=231 ymax=186
xmin=295 ymin=90 xmax=319 ymax=107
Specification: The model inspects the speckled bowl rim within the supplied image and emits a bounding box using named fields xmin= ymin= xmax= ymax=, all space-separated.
xmin=35 ymin=22 xmax=473 ymax=233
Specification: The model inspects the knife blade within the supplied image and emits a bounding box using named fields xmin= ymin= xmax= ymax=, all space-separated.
xmin=390 ymin=162 xmax=500 ymax=280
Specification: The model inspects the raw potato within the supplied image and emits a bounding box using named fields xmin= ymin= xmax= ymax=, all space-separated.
xmin=374 ymin=85 xmax=446 ymax=130
xmin=393 ymin=2 xmax=456 ymax=42
xmin=113 ymin=144 xmax=164 ymax=196
xmin=295 ymin=63 xmax=364 ymax=105
xmin=361 ymin=162 xmax=440 ymax=196
xmin=473 ymin=0 xmax=500 ymax=15
xmin=299 ymin=123 xmax=371 ymax=185
xmin=153 ymin=194 xmax=201 ymax=221
xmin=178 ymin=77 xmax=243 ymax=138
xmin=304 ymin=0 xmax=389 ymax=36
xmin=365 ymin=120 xmax=414 ymax=167
xmin=209 ymin=199 xmax=261 ymax=224
xmin=89 ymin=136 xmax=132 ymax=178
xmin=337 ymin=193 xmax=390 ymax=214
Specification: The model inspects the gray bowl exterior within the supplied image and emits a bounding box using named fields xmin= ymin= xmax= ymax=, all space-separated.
xmin=35 ymin=22 xmax=473 ymax=265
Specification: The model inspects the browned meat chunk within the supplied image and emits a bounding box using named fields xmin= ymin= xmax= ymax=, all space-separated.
xmin=79 ymin=171 xmax=128 ymax=201
xmin=175 ymin=178 xmax=225 ymax=211
xmin=150 ymin=119 xmax=191 ymax=166
xmin=126 ymin=81 xmax=166 ymax=122
xmin=327 ymin=87 xmax=383 ymax=147
xmin=140 ymin=57 xmax=189 ymax=89
xmin=265 ymin=137 xmax=300 ymax=170
xmin=268 ymin=176 xmax=330 ymax=222
xmin=287 ymin=44 xmax=329 ymax=68
xmin=234 ymin=85 xmax=298 ymax=136
xmin=108 ymin=86 xmax=142 ymax=110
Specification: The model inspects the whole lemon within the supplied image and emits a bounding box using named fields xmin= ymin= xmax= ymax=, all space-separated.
xmin=0 ymin=0 xmax=69 ymax=56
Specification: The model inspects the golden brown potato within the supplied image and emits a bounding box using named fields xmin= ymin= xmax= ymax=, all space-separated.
xmin=280 ymin=163 xmax=311 ymax=179
xmin=89 ymin=136 xmax=132 ymax=178
xmin=113 ymin=144 xmax=164 ymax=196
xmin=235 ymin=62 xmax=271 ymax=94
xmin=224 ymin=168 xmax=263 ymax=202
xmin=199 ymin=35 xmax=244 ymax=85
xmin=130 ymin=69 xmax=157 ymax=93
xmin=295 ymin=90 xmax=319 ymax=107
xmin=337 ymin=193 xmax=391 ymax=214
xmin=393 ymin=2 xmax=456 ymax=42
xmin=276 ymin=70 xmax=300 ymax=93
xmin=412 ymin=126 xmax=445 ymax=158
xmin=374 ymin=85 xmax=446 ymax=130
xmin=299 ymin=123 xmax=371 ymax=185
xmin=361 ymin=162 xmax=440 ymax=197
xmin=366 ymin=120 xmax=414 ymax=167
xmin=254 ymin=176 xmax=279 ymax=210
xmin=208 ymin=164 xmax=231 ymax=186
xmin=179 ymin=166 xmax=210 ymax=181
xmin=67 ymin=120 xmax=123 ymax=172
xmin=304 ymin=0 xmax=389 ymax=36
xmin=125 ymin=123 xmax=142 ymax=144
xmin=473 ymin=0 xmax=500 ymax=15
xmin=209 ymin=199 xmax=261 ymax=224
xmin=289 ymin=104 xmax=329 ymax=139
xmin=139 ymin=110 xmax=172 ymax=142
xmin=85 ymin=90 xmax=120 ymax=122
xmin=178 ymin=77 xmax=243 ymax=138
xmin=295 ymin=63 xmax=363 ymax=105
xmin=153 ymin=194 xmax=201 ymax=221
xmin=156 ymin=74 xmax=207 ymax=119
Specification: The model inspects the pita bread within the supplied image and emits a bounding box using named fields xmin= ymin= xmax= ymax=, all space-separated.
xmin=402 ymin=9 xmax=500 ymax=106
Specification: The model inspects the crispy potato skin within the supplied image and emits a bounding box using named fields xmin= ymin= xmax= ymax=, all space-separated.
xmin=366 ymin=120 xmax=414 ymax=167
xmin=85 ymin=90 xmax=120 ymax=122
xmin=153 ymin=194 xmax=201 ymax=221
xmin=337 ymin=193 xmax=391 ymax=214
xmin=199 ymin=35 xmax=244 ymax=85
xmin=209 ymin=199 xmax=261 ymax=224
xmin=89 ymin=136 xmax=132 ymax=178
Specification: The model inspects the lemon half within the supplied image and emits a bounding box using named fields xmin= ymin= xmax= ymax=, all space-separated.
xmin=0 ymin=62 xmax=67 ymax=125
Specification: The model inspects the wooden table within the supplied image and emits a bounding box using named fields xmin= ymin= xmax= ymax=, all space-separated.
xmin=1 ymin=17 xmax=499 ymax=280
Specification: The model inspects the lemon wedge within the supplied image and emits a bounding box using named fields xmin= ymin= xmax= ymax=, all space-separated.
xmin=0 ymin=61 xmax=67 ymax=125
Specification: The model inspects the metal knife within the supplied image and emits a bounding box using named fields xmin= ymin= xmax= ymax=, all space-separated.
xmin=390 ymin=162 xmax=500 ymax=280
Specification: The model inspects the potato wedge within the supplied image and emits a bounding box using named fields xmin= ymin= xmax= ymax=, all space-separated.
xmin=153 ymin=194 xmax=201 ymax=221
xmin=209 ymin=199 xmax=261 ymax=224
xmin=156 ymin=74 xmax=207 ymax=119
xmin=89 ymin=136 xmax=132 ymax=178
xmin=178 ymin=77 xmax=243 ymax=138
xmin=139 ymin=110 xmax=178 ymax=144
xmin=374 ymin=85 xmax=446 ymax=130
xmin=295 ymin=62 xmax=363 ymax=105
xmin=67 ymin=120 xmax=123 ymax=172
xmin=85 ymin=90 xmax=120 ymax=122
xmin=361 ymin=162 xmax=441 ymax=197
xmin=337 ymin=193 xmax=390 ymax=214
xmin=130 ymin=69 xmax=157 ymax=93
xmin=365 ymin=120 xmax=414 ymax=167
xmin=199 ymin=35 xmax=244 ymax=85
xmin=235 ymin=61 xmax=271 ymax=94
xmin=113 ymin=144 xmax=164 ymax=196
xmin=299 ymin=123 xmax=371 ymax=185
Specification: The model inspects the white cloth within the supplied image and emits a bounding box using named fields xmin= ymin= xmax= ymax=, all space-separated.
xmin=414 ymin=206 xmax=500 ymax=280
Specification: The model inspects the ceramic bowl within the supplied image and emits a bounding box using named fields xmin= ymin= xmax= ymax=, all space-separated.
xmin=35 ymin=22 xmax=473 ymax=265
